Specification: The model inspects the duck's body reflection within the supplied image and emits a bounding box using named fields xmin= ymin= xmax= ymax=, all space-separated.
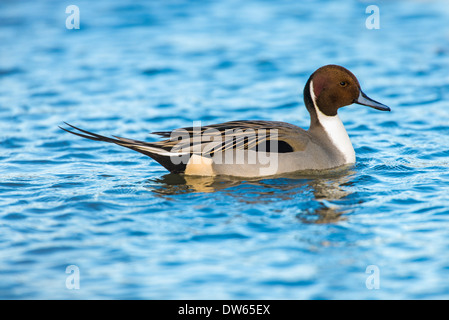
xmin=148 ymin=166 xmax=357 ymax=224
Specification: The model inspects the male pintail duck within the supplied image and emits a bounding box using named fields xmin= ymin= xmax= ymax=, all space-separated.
xmin=60 ymin=64 xmax=390 ymax=177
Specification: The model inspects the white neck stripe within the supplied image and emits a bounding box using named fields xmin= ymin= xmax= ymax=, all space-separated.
xmin=309 ymin=79 xmax=318 ymax=109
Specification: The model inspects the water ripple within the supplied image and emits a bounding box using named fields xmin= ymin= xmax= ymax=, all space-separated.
xmin=1 ymin=0 xmax=449 ymax=300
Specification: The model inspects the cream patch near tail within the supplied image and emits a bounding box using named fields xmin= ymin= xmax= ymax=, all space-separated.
xmin=185 ymin=154 xmax=215 ymax=176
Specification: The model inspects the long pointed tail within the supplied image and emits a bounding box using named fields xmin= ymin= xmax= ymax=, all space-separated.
xmin=59 ymin=122 xmax=187 ymax=173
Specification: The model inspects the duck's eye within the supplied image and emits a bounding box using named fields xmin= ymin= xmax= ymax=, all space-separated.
xmin=340 ymin=81 xmax=348 ymax=87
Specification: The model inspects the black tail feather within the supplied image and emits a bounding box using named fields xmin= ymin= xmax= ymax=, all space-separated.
xmin=60 ymin=123 xmax=187 ymax=173
xmin=59 ymin=123 xmax=117 ymax=143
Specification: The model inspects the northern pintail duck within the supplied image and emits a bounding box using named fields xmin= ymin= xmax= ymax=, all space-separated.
xmin=61 ymin=65 xmax=390 ymax=177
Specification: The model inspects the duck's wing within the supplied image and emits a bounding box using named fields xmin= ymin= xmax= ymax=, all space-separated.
xmin=60 ymin=120 xmax=310 ymax=174
xmin=151 ymin=120 xmax=310 ymax=155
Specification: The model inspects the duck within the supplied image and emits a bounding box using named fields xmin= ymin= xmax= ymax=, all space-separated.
xmin=60 ymin=64 xmax=390 ymax=177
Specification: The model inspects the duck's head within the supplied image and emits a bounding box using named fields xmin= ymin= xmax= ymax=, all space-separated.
xmin=304 ymin=65 xmax=390 ymax=121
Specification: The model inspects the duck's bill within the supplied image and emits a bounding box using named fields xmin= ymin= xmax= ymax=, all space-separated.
xmin=355 ymin=91 xmax=391 ymax=111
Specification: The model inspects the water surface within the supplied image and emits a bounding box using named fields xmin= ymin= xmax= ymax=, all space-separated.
xmin=1 ymin=0 xmax=449 ymax=299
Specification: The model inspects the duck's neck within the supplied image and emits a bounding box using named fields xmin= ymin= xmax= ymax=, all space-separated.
xmin=307 ymin=80 xmax=356 ymax=164
xmin=314 ymin=109 xmax=355 ymax=164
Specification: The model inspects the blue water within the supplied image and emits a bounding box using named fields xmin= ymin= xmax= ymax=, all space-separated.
xmin=1 ymin=0 xmax=449 ymax=299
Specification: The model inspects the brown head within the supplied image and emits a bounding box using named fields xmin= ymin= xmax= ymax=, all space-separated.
xmin=303 ymin=65 xmax=390 ymax=124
